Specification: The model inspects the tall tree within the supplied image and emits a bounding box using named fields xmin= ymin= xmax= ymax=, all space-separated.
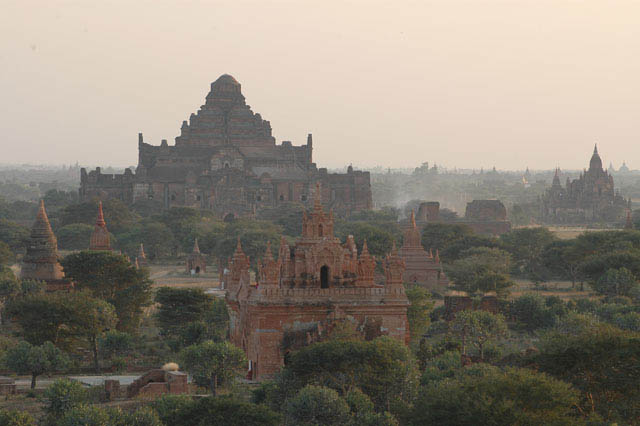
xmin=500 ymin=227 xmax=556 ymax=282
xmin=3 ymin=341 xmax=70 ymax=389
xmin=450 ymin=310 xmax=507 ymax=360
xmin=179 ymin=341 xmax=246 ymax=395
xmin=60 ymin=251 xmax=152 ymax=331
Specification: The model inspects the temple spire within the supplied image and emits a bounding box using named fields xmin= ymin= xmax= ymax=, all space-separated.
xmin=21 ymin=200 xmax=65 ymax=282
xmin=193 ymin=238 xmax=200 ymax=254
xmin=96 ymin=201 xmax=106 ymax=227
xmin=89 ymin=201 xmax=111 ymax=251
xmin=410 ymin=210 xmax=417 ymax=228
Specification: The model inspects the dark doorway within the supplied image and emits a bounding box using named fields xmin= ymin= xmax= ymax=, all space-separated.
xmin=320 ymin=265 xmax=329 ymax=288
xmin=195 ymin=266 xmax=200 ymax=274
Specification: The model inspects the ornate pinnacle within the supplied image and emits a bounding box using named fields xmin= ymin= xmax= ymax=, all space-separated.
xmin=264 ymin=241 xmax=274 ymax=261
xmin=193 ymin=238 xmax=200 ymax=253
xmin=96 ymin=201 xmax=106 ymax=227
xmin=410 ymin=210 xmax=417 ymax=228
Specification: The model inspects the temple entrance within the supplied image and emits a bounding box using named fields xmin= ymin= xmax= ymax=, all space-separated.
xmin=320 ymin=265 xmax=329 ymax=288
xmin=195 ymin=266 xmax=200 ymax=274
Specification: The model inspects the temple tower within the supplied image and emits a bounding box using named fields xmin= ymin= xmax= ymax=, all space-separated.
xmin=89 ymin=202 xmax=111 ymax=251
xmin=21 ymin=201 xmax=70 ymax=290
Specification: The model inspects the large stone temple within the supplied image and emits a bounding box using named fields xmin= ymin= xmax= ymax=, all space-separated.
xmin=542 ymin=145 xmax=630 ymax=223
xmin=80 ymin=74 xmax=372 ymax=218
xmin=226 ymin=187 xmax=409 ymax=380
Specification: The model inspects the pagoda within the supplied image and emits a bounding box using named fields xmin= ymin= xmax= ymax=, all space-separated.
xmin=89 ymin=202 xmax=111 ymax=251
xmin=21 ymin=201 xmax=73 ymax=291
xmin=398 ymin=210 xmax=448 ymax=289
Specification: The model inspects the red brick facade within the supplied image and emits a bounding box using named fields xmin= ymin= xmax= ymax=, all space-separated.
xmin=226 ymin=186 xmax=409 ymax=380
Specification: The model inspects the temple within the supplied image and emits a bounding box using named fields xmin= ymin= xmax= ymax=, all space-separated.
xmin=542 ymin=145 xmax=630 ymax=223
xmin=21 ymin=201 xmax=73 ymax=291
xmin=80 ymin=74 xmax=372 ymax=218
xmin=186 ymin=239 xmax=207 ymax=274
xmin=398 ymin=211 xmax=448 ymax=289
xmin=89 ymin=202 xmax=111 ymax=251
xmin=226 ymin=185 xmax=409 ymax=380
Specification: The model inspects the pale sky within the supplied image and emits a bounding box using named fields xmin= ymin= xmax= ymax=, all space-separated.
xmin=1 ymin=1 xmax=639 ymax=170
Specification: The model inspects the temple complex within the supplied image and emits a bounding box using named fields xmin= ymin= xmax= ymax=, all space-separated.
xmin=186 ymin=239 xmax=207 ymax=274
xmin=21 ymin=201 xmax=73 ymax=291
xmin=542 ymin=145 xmax=630 ymax=223
xmin=89 ymin=202 xmax=111 ymax=251
xmin=226 ymin=186 xmax=409 ymax=380
xmin=399 ymin=211 xmax=448 ymax=289
xmin=80 ymin=74 xmax=372 ymax=218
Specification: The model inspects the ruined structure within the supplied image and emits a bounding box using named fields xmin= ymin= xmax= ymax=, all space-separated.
xmin=542 ymin=145 xmax=629 ymax=223
xmin=226 ymin=187 xmax=409 ymax=380
xmin=89 ymin=202 xmax=111 ymax=251
xmin=21 ymin=201 xmax=73 ymax=291
xmin=80 ymin=74 xmax=372 ymax=218
xmin=413 ymin=199 xmax=511 ymax=236
xmin=398 ymin=211 xmax=448 ymax=289
xmin=186 ymin=239 xmax=207 ymax=274
xmin=461 ymin=199 xmax=511 ymax=236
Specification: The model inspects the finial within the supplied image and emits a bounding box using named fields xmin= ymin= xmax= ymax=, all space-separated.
xmin=362 ymin=239 xmax=370 ymax=255
xmin=410 ymin=210 xmax=416 ymax=228
xmin=594 ymin=143 xmax=598 ymax=154
xmin=96 ymin=201 xmax=106 ymax=227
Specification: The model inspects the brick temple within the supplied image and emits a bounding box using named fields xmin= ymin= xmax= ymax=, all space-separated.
xmin=399 ymin=210 xmax=448 ymax=289
xmin=21 ymin=201 xmax=73 ymax=291
xmin=80 ymin=74 xmax=372 ymax=218
xmin=226 ymin=186 xmax=409 ymax=380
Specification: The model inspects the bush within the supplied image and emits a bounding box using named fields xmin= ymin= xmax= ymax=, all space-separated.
xmin=43 ymin=379 xmax=87 ymax=418
xmin=284 ymin=385 xmax=351 ymax=426
xmin=0 ymin=409 xmax=36 ymax=426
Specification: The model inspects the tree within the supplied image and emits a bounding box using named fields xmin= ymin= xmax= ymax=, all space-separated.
xmin=500 ymin=227 xmax=556 ymax=282
xmin=0 ymin=266 xmax=19 ymax=324
xmin=60 ymin=199 xmax=135 ymax=233
xmin=98 ymin=330 xmax=133 ymax=361
xmin=534 ymin=325 xmax=640 ymax=422
xmin=510 ymin=294 xmax=557 ymax=332
xmin=56 ymin=224 xmax=94 ymax=250
xmin=3 ymin=341 xmax=69 ymax=388
xmin=154 ymin=287 xmax=214 ymax=335
xmin=420 ymin=223 xmax=472 ymax=253
xmin=334 ymin=222 xmax=397 ymax=257
xmin=116 ymin=220 xmax=176 ymax=259
xmin=541 ymin=239 xmax=584 ymax=285
xmin=280 ymin=337 xmax=418 ymax=411
xmin=57 ymin=405 xmax=162 ymax=426
xmin=592 ymin=267 xmax=639 ymax=297
xmin=0 ymin=219 xmax=29 ymax=253
xmin=43 ymin=378 xmax=87 ymax=418
xmin=580 ymin=250 xmax=640 ymax=285
xmin=410 ymin=365 xmax=581 ymax=426
xmin=405 ymin=286 xmax=433 ymax=346
xmin=446 ymin=247 xmax=514 ymax=295
xmin=6 ymin=293 xmax=77 ymax=346
xmin=154 ymin=396 xmax=281 ymax=426
xmin=0 ymin=242 xmax=14 ymax=265
xmin=284 ymin=385 xmax=351 ymax=426
xmin=70 ymin=292 xmax=118 ymax=372
xmin=61 ymin=251 xmax=153 ymax=331
xmin=179 ymin=341 xmax=246 ymax=395
xmin=450 ymin=310 xmax=507 ymax=360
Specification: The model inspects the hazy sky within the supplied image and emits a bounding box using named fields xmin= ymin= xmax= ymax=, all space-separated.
xmin=2 ymin=1 xmax=639 ymax=170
